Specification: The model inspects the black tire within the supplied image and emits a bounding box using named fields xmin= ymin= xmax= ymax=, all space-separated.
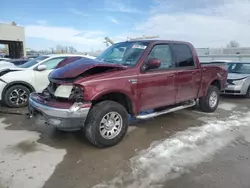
xmin=4 ymin=85 xmax=30 ymax=108
xmin=199 ymin=85 xmax=220 ymax=113
xmin=84 ymin=100 xmax=129 ymax=148
xmin=245 ymin=86 xmax=250 ymax=98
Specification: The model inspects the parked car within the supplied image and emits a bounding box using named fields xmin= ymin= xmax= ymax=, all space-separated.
xmin=0 ymin=58 xmax=29 ymax=68
xmin=0 ymin=60 xmax=17 ymax=69
xmin=0 ymin=58 xmax=11 ymax=62
xmin=28 ymin=40 xmax=228 ymax=148
xmin=10 ymin=58 xmax=29 ymax=66
xmin=221 ymin=61 xmax=250 ymax=97
xmin=0 ymin=54 xmax=94 ymax=108
xmin=200 ymin=60 xmax=230 ymax=69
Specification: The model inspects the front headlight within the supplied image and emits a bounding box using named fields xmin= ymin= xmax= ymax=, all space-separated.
xmin=54 ymin=85 xmax=73 ymax=98
xmin=232 ymin=79 xmax=246 ymax=85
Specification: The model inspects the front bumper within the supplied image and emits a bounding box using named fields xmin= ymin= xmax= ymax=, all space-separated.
xmin=28 ymin=93 xmax=91 ymax=131
xmin=221 ymin=84 xmax=247 ymax=95
xmin=0 ymin=79 xmax=7 ymax=100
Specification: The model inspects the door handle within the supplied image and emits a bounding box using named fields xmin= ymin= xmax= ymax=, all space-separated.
xmin=167 ymin=76 xmax=174 ymax=79
xmin=128 ymin=79 xmax=137 ymax=84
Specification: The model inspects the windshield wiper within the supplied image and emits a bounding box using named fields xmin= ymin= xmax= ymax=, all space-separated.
xmin=121 ymin=63 xmax=132 ymax=66
xmin=103 ymin=59 xmax=115 ymax=64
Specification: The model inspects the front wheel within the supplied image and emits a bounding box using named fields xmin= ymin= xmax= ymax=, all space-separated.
xmin=84 ymin=101 xmax=129 ymax=148
xmin=4 ymin=85 xmax=30 ymax=108
xmin=199 ymin=85 xmax=220 ymax=113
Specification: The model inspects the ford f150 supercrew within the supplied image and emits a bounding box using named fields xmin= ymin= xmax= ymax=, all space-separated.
xmin=28 ymin=40 xmax=228 ymax=148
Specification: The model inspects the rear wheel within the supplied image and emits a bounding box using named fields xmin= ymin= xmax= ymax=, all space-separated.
xmin=84 ymin=100 xmax=129 ymax=148
xmin=4 ymin=85 xmax=30 ymax=108
xmin=199 ymin=85 xmax=220 ymax=112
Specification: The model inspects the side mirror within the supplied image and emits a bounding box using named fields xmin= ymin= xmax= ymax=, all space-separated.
xmin=146 ymin=58 xmax=161 ymax=70
xmin=37 ymin=64 xmax=47 ymax=71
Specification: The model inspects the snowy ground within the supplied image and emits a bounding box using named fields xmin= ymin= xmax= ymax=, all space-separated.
xmin=0 ymin=97 xmax=249 ymax=188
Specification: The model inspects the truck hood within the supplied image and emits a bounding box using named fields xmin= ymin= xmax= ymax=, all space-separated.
xmin=228 ymin=73 xmax=250 ymax=80
xmin=49 ymin=57 xmax=127 ymax=79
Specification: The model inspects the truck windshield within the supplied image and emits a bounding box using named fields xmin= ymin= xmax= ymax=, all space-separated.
xmin=96 ymin=41 xmax=149 ymax=66
xmin=227 ymin=63 xmax=250 ymax=74
xmin=19 ymin=56 xmax=49 ymax=68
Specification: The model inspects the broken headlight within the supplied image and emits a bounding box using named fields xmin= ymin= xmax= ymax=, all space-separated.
xmin=69 ymin=85 xmax=84 ymax=102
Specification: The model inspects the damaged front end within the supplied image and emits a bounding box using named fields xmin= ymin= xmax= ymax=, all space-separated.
xmin=29 ymin=58 xmax=127 ymax=131
xmin=42 ymin=81 xmax=84 ymax=102
xmin=29 ymin=81 xmax=91 ymax=131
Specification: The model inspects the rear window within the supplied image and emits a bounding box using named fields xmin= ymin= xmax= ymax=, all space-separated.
xmin=172 ymin=44 xmax=194 ymax=67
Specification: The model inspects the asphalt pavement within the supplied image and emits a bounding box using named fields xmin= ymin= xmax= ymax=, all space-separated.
xmin=0 ymin=96 xmax=249 ymax=188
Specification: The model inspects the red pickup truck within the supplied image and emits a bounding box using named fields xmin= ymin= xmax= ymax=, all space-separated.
xmin=28 ymin=40 xmax=227 ymax=148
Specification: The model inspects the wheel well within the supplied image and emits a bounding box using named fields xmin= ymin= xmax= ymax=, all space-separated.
xmin=211 ymin=80 xmax=221 ymax=90
xmin=93 ymin=92 xmax=134 ymax=115
xmin=3 ymin=82 xmax=35 ymax=96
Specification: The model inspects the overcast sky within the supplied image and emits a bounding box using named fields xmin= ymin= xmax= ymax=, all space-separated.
xmin=1 ymin=0 xmax=250 ymax=51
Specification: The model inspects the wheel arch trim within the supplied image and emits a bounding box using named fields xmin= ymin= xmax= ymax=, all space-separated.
xmin=2 ymin=81 xmax=36 ymax=99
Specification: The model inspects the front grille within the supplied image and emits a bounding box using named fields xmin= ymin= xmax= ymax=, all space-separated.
xmin=225 ymin=90 xmax=240 ymax=94
xmin=227 ymin=79 xmax=235 ymax=85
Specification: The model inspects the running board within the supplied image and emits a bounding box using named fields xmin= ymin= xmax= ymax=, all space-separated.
xmin=135 ymin=100 xmax=196 ymax=120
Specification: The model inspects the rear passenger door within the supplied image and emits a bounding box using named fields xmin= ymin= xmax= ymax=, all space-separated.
xmin=172 ymin=44 xmax=201 ymax=103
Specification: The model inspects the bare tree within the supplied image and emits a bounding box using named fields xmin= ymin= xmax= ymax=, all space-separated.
xmin=56 ymin=45 xmax=63 ymax=53
xmin=55 ymin=45 xmax=77 ymax=53
xmin=68 ymin=46 xmax=77 ymax=53
xmin=226 ymin=40 xmax=240 ymax=48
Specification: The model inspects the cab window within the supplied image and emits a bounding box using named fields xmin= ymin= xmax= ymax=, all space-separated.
xmin=146 ymin=44 xmax=174 ymax=70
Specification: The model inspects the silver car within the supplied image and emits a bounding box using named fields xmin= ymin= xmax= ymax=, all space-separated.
xmin=222 ymin=62 xmax=250 ymax=97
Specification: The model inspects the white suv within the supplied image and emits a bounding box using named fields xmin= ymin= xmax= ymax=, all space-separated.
xmin=0 ymin=54 xmax=95 ymax=108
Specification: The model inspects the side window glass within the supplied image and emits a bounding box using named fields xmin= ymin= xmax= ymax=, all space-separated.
xmin=42 ymin=57 xmax=66 ymax=70
xmin=172 ymin=44 xmax=194 ymax=67
xmin=147 ymin=44 xmax=174 ymax=70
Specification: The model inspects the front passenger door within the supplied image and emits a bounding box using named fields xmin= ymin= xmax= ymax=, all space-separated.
xmin=137 ymin=44 xmax=177 ymax=112
xmin=34 ymin=57 xmax=66 ymax=92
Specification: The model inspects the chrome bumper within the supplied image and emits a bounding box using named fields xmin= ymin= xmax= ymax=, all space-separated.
xmin=28 ymin=93 xmax=91 ymax=131
xmin=29 ymin=97 xmax=90 ymax=118
xmin=221 ymin=84 xmax=247 ymax=95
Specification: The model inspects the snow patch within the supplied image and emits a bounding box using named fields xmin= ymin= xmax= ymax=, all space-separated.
xmin=218 ymin=102 xmax=237 ymax=111
xmin=93 ymin=111 xmax=250 ymax=188
xmin=0 ymin=118 xmax=66 ymax=188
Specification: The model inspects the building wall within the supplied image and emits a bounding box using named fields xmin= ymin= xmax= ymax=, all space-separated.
xmin=199 ymin=55 xmax=250 ymax=62
xmin=0 ymin=23 xmax=26 ymax=57
xmin=0 ymin=23 xmax=25 ymax=41
xmin=196 ymin=47 xmax=250 ymax=56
